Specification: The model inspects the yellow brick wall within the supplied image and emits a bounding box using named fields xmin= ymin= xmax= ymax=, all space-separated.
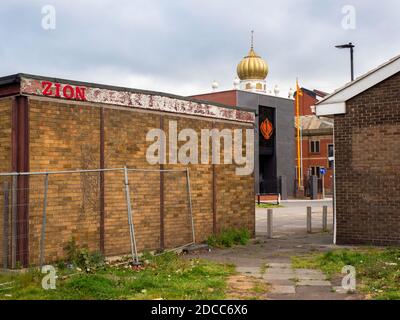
xmin=24 ymin=98 xmax=254 ymax=263
xmin=0 ymin=98 xmax=12 ymax=266
xmin=214 ymin=122 xmax=255 ymax=235
xmin=29 ymin=99 xmax=101 ymax=263
xmin=103 ymin=109 xmax=161 ymax=255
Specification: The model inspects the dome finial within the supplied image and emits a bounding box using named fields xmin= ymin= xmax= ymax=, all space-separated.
xmin=236 ymin=31 xmax=269 ymax=81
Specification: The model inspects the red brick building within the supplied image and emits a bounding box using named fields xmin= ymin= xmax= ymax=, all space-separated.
xmin=295 ymin=88 xmax=333 ymax=195
xmin=316 ymin=54 xmax=400 ymax=245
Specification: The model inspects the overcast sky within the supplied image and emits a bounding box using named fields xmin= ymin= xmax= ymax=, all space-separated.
xmin=1 ymin=0 xmax=400 ymax=97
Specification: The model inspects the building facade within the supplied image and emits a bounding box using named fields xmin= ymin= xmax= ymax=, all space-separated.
xmin=192 ymin=90 xmax=295 ymax=198
xmin=317 ymin=54 xmax=400 ymax=245
xmin=0 ymin=73 xmax=256 ymax=267
xmin=192 ymin=41 xmax=295 ymax=198
xmin=295 ymin=88 xmax=333 ymax=195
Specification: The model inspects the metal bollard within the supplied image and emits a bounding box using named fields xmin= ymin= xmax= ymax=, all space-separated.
xmin=307 ymin=206 xmax=312 ymax=233
xmin=322 ymin=205 xmax=328 ymax=232
xmin=267 ymin=209 xmax=273 ymax=239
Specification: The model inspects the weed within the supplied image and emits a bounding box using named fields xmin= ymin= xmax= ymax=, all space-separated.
xmin=0 ymin=252 xmax=235 ymax=300
xmin=256 ymin=203 xmax=283 ymax=209
xmin=292 ymin=247 xmax=400 ymax=300
xmin=64 ymin=238 xmax=105 ymax=271
xmin=207 ymin=228 xmax=251 ymax=248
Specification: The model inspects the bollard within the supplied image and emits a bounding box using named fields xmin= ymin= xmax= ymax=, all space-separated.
xmin=267 ymin=209 xmax=273 ymax=239
xmin=307 ymin=206 xmax=312 ymax=233
xmin=322 ymin=206 xmax=328 ymax=232
xmin=311 ymin=176 xmax=318 ymax=200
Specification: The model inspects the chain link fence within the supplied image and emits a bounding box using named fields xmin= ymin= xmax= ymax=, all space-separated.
xmin=0 ymin=167 xmax=195 ymax=269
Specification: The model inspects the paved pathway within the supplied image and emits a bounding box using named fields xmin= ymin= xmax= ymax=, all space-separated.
xmin=187 ymin=201 xmax=363 ymax=300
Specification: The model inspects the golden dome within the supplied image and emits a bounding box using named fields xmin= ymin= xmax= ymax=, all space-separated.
xmin=237 ymin=47 xmax=269 ymax=80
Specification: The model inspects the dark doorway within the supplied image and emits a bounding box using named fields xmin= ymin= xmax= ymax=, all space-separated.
xmin=259 ymin=106 xmax=277 ymax=194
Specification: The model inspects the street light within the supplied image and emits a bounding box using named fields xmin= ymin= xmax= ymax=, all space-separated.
xmin=335 ymin=42 xmax=355 ymax=81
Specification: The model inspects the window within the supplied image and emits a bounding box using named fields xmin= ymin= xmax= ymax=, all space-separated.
xmin=310 ymin=166 xmax=321 ymax=178
xmin=310 ymin=140 xmax=320 ymax=153
xmin=328 ymin=144 xmax=334 ymax=169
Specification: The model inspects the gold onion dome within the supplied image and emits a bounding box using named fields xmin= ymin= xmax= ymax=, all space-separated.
xmin=237 ymin=46 xmax=269 ymax=80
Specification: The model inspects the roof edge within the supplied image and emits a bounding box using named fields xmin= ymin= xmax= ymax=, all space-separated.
xmin=0 ymin=73 xmax=255 ymax=113
xmin=317 ymin=54 xmax=400 ymax=107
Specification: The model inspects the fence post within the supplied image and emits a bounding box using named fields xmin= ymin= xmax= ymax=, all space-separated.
xmin=322 ymin=205 xmax=328 ymax=232
xmin=3 ymin=181 xmax=9 ymax=269
xmin=267 ymin=209 xmax=273 ymax=239
xmin=39 ymin=174 xmax=49 ymax=268
xmin=123 ymin=167 xmax=139 ymax=264
xmin=185 ymin=168 xmax=196 ymax=244
xmin=307 ymin=206 xmax=312 ymax=233
xmin=11 ymin=175 xmax=17 ymax=269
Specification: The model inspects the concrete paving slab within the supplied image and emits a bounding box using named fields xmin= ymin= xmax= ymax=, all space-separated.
xmin=294 ymin=269 xmax=327 ymax=280
xmin=297 ymin=279 xmax=331 ymax=286
xmin=263 ymin=273 xmax=296 ymax=281
xmin=270 ymin=285 xmax=296 ymax=294
xmin=266 ymin=268 xmax=295 ymax=274
xmin=294 ymin=269 xmax=324 ymax=275
xmin=296 ymin=274 xmax=327 ymax=281
xmin=265 ymin=279 xmax=295 ymax=286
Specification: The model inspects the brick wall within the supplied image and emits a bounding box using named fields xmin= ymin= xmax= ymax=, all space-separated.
xmin=334 ymin=72 xmax=400 ymax=245
xmin=295 ymin=91 xmax=317 ymax=116
xmin=0 ymin=98 xmax=12 ymax=266
xmin=29 ymin=99 xmax=101 ymax=263
xmin=214 ymin=122 xmax=255 ymax=235
xmin=0 ymin=98 xmax=11 ymax=173
xmin=103 ymin=108 xmax=161 ymax=255
xmin=22 ymin=98 xmax=254 ymax=263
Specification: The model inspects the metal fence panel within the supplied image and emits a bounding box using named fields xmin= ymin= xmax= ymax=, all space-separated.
xmin=0 ymin=167 xmax=195 ymax=268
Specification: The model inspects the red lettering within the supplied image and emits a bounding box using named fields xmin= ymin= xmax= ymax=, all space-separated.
xmin=63 ymin=85 xmax=74 ymax=99
xmin=42 ymin=81 xmax=53 ymax=96
xmin=54 ymin=83 xmax=61 ymax=97
xmin=41 ymin=81 xmax=87 ymax=101
xmin=75 ymin=87 xmax=86 ymax=101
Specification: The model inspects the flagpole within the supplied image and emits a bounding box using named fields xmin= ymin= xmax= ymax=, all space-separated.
xmin=296 ymin=79 xmax=302 ymax=190
xmin=300 ymin=116 xmax=303 ymax=187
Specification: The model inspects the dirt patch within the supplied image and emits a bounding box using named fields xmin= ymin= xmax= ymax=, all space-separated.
xmin=225 ymin=274 xmax=268 ymax=300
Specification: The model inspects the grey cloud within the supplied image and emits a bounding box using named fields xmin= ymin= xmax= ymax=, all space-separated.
xmin=0 ymin=0 xmax=399 ymax=96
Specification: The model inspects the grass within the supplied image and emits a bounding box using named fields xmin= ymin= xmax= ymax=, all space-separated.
xmin=207 ymin=228 xmax=251 ymax=248
xmin=292 ymin=247 xmax=400 ymax=300
xmin=256 ymin=203 xmax=283 ymax=209
xmin=0 ymin=252 xmax=235 ymax=300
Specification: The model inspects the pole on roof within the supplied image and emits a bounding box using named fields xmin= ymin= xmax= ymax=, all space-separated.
xmin=335 ymin=42 xmax=355 ymax=81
